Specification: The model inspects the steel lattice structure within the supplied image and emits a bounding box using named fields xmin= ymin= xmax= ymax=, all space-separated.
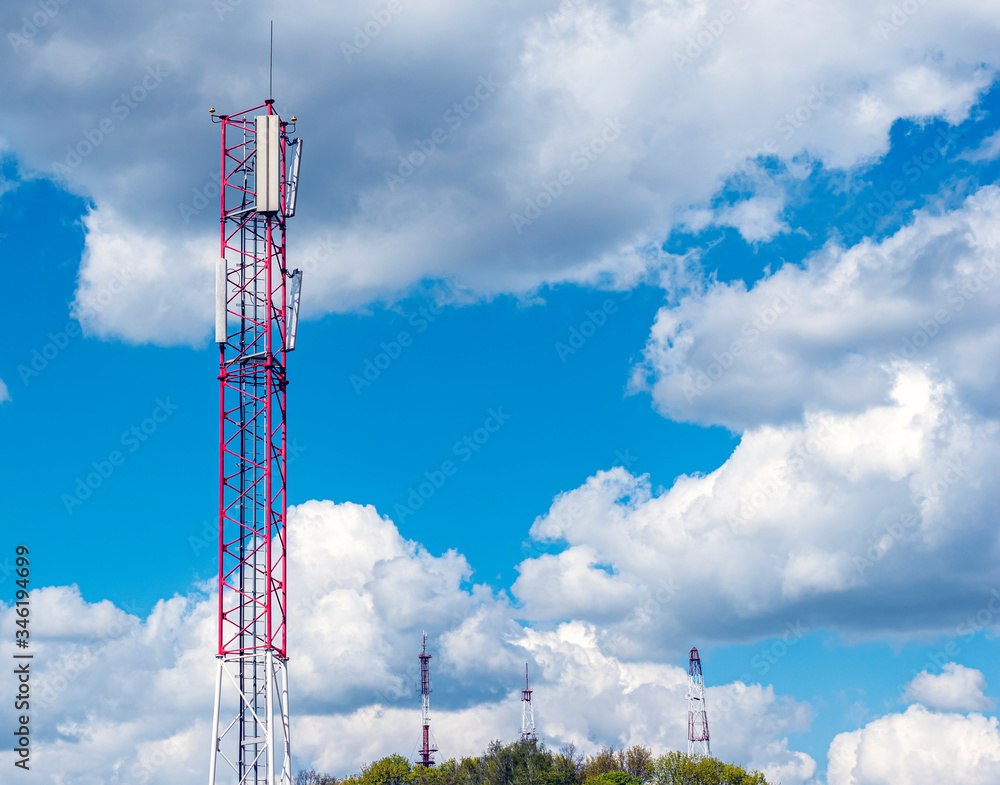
xmin=417 ymin=633 xmax=438 ymax=767
xmin=687 ymin=647 xmax=711 ymax=758
xmin=208 ymin=98 xmax=303 ymax=785
xmin=520 ymin=664 xmax=536 ymax=742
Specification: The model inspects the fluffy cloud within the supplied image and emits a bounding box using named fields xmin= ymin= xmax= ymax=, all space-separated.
xmin=714 ymin=196 xmax=790 ymax=244
xmin=515 ymin=362 xmax=1000 ymax=643
xmin=632 ymin=186 xmax=1000 ymax=431
xmin=0 ymin=584 xmax=215 ymax=781
xmin=0 ymin=501 xmax=814 ymax=781
xmin=2 ymin=1 xmax=999 ymax=342
xmin=0 ymin=378 xmax=9 ymax=404
xmin=751 ymin=739 xmax=820 ymax=785
xmin=555 ymin=171 xmax=1000 ymax=655
xmin=287 ymin=500 xmax=493 ymax=712
xmin=71 ymin=208 xmax=216 ymax=345
xmin=903 ymin=663 xmax=995 ymax=713
xmin=827 ymin=704 xmax=1000 ymax=785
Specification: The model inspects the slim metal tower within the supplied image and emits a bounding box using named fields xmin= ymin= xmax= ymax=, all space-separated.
xmin=687 ymin=647 xmax=711 ymax=758
xmin=208 ymin=98 xmax=304 ymax=785
xmin=417 ymin=633 xmax=437 ymax=767
xmin=520 ymin=664 xmax=536 ymax=742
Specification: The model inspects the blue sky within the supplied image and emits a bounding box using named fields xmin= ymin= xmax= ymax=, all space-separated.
xmin=5 ymin=2 xmax=1000 ymax=784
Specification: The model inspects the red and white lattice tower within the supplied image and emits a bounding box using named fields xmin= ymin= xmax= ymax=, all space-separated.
xmin=417 ymin=632 xmax=438 ymax=767
xmin=208 ymin=98 xmax=304 ymax=785
xmin=687 ymin=647 xmax=711 ymax=758
xmin=520 ymin=664 xmax=536 ymax=742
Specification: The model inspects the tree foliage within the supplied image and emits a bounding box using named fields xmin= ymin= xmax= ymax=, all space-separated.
xmin=586 ymin=771 xmax=641 ymax=785
xmin=623 ymin=746 xmax=653 ymax=780
xmin=649 ymin=752 xmax=768 ymax=785
xmin=296 ymin=768 xmax=339 ymax=785
xmin=580 ymin=746 xmax=652 ymax=782
xmin=360 ymin=753 xmax=418 ymax=785
xmin=339 ymin=744 xmax=768 ymax=785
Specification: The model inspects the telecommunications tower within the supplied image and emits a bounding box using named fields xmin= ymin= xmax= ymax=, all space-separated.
xmin=521 ymin=663 xmax=538 ymax=741
xmin=520 ymin=664 xmax=536 ymax=742
xmin=687 ymin=647 xmax=711 ymax=758
xmin=417 ymin=632 xmax=438 ymax=767
xmin=207 ymin=96 xmax=305 ymax=785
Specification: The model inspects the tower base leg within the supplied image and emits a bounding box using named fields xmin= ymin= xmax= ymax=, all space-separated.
xmin=209 ymin=652 xmax=291 ymax=785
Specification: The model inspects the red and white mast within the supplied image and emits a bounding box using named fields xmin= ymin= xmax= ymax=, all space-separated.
xmin=417 ymin=632 xmax=438 ymax=767
xmin=520 ymin=664 xmax=536 ymax=742
xmin=208 ymin=97 xmax=304 ymax=785
xmin=687 ymin=647 xmax=711 ymax=758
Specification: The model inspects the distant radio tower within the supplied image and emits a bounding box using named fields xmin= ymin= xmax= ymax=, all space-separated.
xmin=417 ymin=633 xmax=437 ymax=767
xmin=520 ymin=664 xmax=536 ymax=742
xmin=687 ymin=647 xmax=711 ymax=757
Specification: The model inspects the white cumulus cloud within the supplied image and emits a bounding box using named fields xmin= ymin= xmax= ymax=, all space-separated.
xmin=903 ymin=663 xmax=995 ymax=713
xmin=632 ymin=186 xmax=1000 ymax=431
xmin=715 ymin=196 xmax=790 ymax=244
xmin=515 ymin=362 xmax=1000 ymax=643
xmin=828 ymin=704 xmax=1000 ymax=785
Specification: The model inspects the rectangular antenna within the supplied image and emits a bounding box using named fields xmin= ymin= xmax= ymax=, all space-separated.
xmin=287 ymin=269 xmax=303 ymax=351
xmin=286 ymin=139 xmax=303 ymax=218
xmin=215 ymin=258 xmax=227 ymax=344
xmin=255 ymin=114 xmax=280 ymax=213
